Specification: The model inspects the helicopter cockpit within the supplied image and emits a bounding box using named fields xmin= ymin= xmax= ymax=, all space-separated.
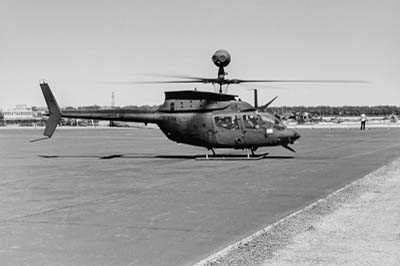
xmin=213 ymin=113 xmax=286 ymax=132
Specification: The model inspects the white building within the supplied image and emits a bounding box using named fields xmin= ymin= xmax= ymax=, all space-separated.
xmin=2 ymin=104 xmax=43 ymax=126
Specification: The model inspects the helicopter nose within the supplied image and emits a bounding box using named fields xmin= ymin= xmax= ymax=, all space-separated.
xmin=287 ymin=129 xmax=300 ymax=144
xmin=292 ymin=130 xmax=301 ymax=141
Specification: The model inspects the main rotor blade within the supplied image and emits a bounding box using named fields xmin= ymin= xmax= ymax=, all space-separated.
xmin=137 ymin=73 xmax=212 ymax=80
xmin=227 ymin=79 xmax=369 ymax=84
xmin=282 ymin=145 xmax=296 ymax=153
xmin=106 ymin=80 xmax=214 ymax=84
xmin=243 ymin=84 xmax=288 ymax=90
xmin=106 ymin=78 xmax=369 ymax=86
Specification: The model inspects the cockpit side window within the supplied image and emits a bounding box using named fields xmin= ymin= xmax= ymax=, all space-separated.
xmin=243 ymin=114 xmax=261 ymax=129
xmin=214 ymin=116 xmax=239 ymax=130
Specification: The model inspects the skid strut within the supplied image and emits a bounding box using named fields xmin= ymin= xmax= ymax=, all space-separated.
xmin=198 ymin=147 xmax=268 ymax=160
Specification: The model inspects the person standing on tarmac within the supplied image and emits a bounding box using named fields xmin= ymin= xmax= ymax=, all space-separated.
xmin=360 ymin=113 xmax=367 ymax=130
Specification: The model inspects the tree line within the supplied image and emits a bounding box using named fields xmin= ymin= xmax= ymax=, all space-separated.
xmin=267 ymin=105 xmax=400 ymax=116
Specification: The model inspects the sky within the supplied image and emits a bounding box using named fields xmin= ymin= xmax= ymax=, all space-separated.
xmin=1 ymin=0 xmax=399 ymax=109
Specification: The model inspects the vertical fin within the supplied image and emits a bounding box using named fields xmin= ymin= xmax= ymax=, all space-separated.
xmin=40 ymin=81 xmax=62 ymax=138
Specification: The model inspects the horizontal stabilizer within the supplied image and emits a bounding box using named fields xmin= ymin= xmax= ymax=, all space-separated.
xmin=29 ymin=137 xmax=50 ymax=143
xmin=40 ymin=81 xmax=62 ymax=138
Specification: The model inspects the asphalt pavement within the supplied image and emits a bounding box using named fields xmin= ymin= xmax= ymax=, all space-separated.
xmin=1 ymin=127 xmax=400 ymax=266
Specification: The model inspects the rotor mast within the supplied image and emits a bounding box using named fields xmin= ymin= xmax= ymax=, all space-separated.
xmin=212 ymin=50 xmax=231 ymax=93
xmin=217 ymin=67 xmax=226 ymax=93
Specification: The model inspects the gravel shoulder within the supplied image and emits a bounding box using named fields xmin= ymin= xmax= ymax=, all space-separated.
xmin=194 ymin=158 xmax=400 ymax=266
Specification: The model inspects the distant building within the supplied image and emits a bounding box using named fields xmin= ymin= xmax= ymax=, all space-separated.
xmin=2 ymin=104 xmax=44 ymax=126
xmin=0 ymin=111 xmax=4 ymax=126
xmin=390 ymin=114 xmax=398 ymax=123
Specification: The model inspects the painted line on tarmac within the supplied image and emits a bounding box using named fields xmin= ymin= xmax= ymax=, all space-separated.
xmin=191 ymin=164 xmax=387 ymax=266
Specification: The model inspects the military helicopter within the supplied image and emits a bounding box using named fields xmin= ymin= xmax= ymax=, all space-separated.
xmin=36 ymin=50 xmax=362 ymax=159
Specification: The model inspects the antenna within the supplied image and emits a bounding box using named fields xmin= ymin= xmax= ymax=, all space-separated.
xmin=253 ymin=89 xmax=258 ymax=108
xmin=111 ymin=92 xmax=115 ymax=108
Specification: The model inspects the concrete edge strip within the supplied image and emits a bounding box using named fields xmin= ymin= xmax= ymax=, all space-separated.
xmin=191 ymin=160 xmax=395 ymax=266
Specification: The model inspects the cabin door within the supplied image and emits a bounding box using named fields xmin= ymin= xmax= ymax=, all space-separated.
xmin=241 ymin=114 xmax=266 ymax=145
xmin=213 ymin=114 xmax=245 ymax=147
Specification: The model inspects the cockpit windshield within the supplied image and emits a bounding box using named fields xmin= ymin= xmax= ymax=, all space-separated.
xmin=214 ymin=113 xmax=286 ymax=131
xmin=260 ymin=113 xmax=286 ymax=130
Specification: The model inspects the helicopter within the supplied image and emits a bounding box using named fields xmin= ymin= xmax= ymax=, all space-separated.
xmin=36 ymin=50 xmax=362 ymax=159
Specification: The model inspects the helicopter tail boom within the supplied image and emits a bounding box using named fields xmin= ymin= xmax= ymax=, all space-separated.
xmin=39 ymin=82 xmax=162 ymax=139
xmin=60 ymin=109 xmax=162 ymax=124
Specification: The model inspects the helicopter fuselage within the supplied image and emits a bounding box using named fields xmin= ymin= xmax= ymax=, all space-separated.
xmin=156 ymin=104 xmax=300 ymax=150
xmin=152 ymin=90 xmax=300 ymax=150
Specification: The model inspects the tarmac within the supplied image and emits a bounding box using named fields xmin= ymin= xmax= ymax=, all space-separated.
xmin=196 ymin=155 xmax=400 ymax=266
xmin=1 ymin=127 xmax=400 ymax=266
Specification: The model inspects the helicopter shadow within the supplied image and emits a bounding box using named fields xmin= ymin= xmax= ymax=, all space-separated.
xmin=38 ymin=153 xmax=295 ymax=160
xmin=38 ymin=154 xmax=197 ymax=160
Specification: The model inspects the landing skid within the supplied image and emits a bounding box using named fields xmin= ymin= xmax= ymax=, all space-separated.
xmin=195 ymin=152 xmax=269 ymax=161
